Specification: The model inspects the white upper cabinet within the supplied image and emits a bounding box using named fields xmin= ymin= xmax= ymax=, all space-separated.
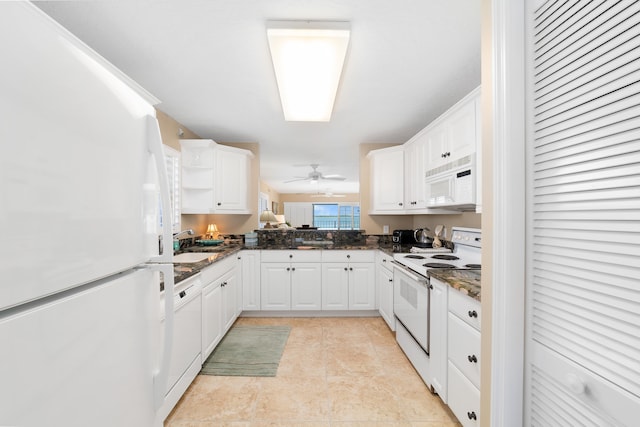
xmin=179 ymin=139 xmax=254 ymax=214
xmin=425 ymin=91 xmax=479 ymax=172
xmin=367 ymin=87 xmax=481 ymax=214
xmin=367 ymin=146 xmax=405 ymax=214
xmin=404 ymin=133 xmax=429 ymax=210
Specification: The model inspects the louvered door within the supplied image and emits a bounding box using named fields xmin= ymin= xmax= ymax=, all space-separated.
xmin=527 ymin=1 xmax=640 ymax=426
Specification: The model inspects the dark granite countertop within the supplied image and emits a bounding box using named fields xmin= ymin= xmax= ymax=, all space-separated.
xmin=168 ymin=243 xmax=481 ymax=304
xmin=428 ymin=269 xmax=481 ymax=301
xmin=170 ymin=242 xmax=395 ymax=286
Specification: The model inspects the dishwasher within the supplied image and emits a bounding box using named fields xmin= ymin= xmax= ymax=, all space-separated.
xmin=158 ymin=273 xmax=202 ymax=421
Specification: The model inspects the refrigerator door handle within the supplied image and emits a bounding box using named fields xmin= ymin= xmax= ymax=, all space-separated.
xmin=146 ymin=114 xmax=173 ymax=264
xmin=144 ymin=262 xmax=175 ymax=410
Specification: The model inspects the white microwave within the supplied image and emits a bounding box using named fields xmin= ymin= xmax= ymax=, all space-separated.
xmin=425 ymin=157 xmax=476 ymax=209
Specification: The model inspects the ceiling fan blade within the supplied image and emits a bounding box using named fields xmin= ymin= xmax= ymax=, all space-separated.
xmin=284 ymin=177 xmax=309 ymax=183
xmin=322 ymin=176 xmax=346 ymax=181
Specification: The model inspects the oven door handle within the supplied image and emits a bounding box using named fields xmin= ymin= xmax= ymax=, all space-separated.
xmin=391 ymin=260 xmax=429 ymax=285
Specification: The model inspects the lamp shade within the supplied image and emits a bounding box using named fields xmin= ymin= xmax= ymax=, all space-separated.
xmin=260 ymin=210 xmax=277 ymax=223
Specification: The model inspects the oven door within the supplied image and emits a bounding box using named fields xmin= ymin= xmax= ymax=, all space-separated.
xmin=393 ymin=263 xmax=430 ymax=354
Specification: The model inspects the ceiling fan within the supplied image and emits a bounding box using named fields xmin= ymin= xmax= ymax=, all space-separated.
xmin=284 ymin=164 xmax=346 ymax=183
xmin=310 ymin=191 xmax=346 ymax=198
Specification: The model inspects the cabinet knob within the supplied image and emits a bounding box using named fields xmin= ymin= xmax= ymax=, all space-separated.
xmin=217 ymin=202 xmax=221 ymax=206
xmin=291 ymin=267 xmax=296 ymax=271
xmin=467 ymin=411 xmax=477 ymax=420
xmin=468 ymin=354 xmax=478 ymax=363
xmin=286 ymin=267 xmax=290 ymax=271
xmin=289 ymin=254 xmax=293 ymax=258
xmin=344 ymin=267 xmax=348 ymax=271
xmin=468 ymin=310 xmax=478 ymax=318
xmin=347 ymin=254 xmax=351 ymax=258
xmin=389 ymin=278 xmax=393 ymax=282
xmin=349 ymin=267 xmax=353 ymax=271
xmin=398 ymin=202 xmax=403 ymax=206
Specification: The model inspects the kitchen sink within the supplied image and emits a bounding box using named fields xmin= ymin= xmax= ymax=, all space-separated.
xmin=173 ymin=252 xmax=214 ymax=263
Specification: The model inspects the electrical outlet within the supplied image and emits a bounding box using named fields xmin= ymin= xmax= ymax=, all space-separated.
xmin=383 ymin=225 xmax=389 ymax=234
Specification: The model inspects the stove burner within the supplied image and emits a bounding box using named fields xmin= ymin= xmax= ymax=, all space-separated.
xmin=424 ymin=262 xmax=456 ymax=268
xmin=432 ymin=254 xmax=459 ymax=261
xmin=405 ymin=255 xmax=426 ymax=259
xmin=465 ymin=264 xmax=481 ymax=269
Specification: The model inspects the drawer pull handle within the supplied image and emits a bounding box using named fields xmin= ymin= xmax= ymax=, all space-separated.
xmin=468 ymin=354 xmax=478 ymax=363
xmin=468 ymin=310 xmax=478 ymax=318
xmin=467 ymin=411 xmax=477 ymax=420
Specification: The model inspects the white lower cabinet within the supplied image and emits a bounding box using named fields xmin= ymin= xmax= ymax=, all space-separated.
xmin=239 ymin=250 xmax=261 ymax=310
xmin=376 ymin=251 xmax=395 ymax=330
xmin=199 ymin=256 xmax=239 ymax=362
xmin=429 ymin=277 xmax=449 ymax=401
xmin=447 ymin=288 xmax=481 ymax=426
xmin=260 ymin=263 xmax=291 ymax=310
xmin=201 ymin=279 xmax=222 ymax=360
xmin=220 ymin=268 xmax=238 ymax=331
xmin=448 ymin=362 xmax=480 ymax=426
xmin=322 ymin=251 xmax=375 ymax=310
xmin=260 ymin=250 xmax=323 ymax=311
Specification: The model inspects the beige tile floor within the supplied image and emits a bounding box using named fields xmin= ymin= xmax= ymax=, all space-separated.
xmin=165 ymin=317 xmax=461 ymax=427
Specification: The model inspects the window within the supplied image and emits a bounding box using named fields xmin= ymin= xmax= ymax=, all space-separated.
xmin=313 ymin=203 xmax=360 ymax=230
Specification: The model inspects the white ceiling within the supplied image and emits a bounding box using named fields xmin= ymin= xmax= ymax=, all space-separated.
xmin=34 ymin=0 xmax=481 ymax=195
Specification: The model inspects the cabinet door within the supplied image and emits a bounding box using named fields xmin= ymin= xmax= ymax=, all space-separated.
xmin=202 ymin=281 xmax=223 ymax=361
xmin=369 ymin=147 xmax=404 ymax=212
xmin=322 ymin=263 xmax=349 ymax=310
xmin=404 ymin=136 xmax=428 ymax=209
xmin=290 ymin=263 xmax=322 ymax=310
xmin=241 ymin=251 xmax=261 ymax=310
xmin=425 ymin=123 xmax=448 ymax=170
xmin=349 ymin=263 xmax=375 ymax=310
xmin=446 ymin=97 xmax=477 ymax=162
xmin=377 ymin=263 xmax=395 ymax=330
xmin=214 ymin=148 xmax=249 ymax=212
xmin=430 ymin=278 xmax=449 ymax=401
xmin=221 ymin=270 xmax=238 ymax=331
xmin=260 ymin=263 xmax=291 ymax=310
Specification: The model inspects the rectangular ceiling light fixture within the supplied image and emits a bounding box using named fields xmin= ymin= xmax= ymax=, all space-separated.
xmin=267 ymin=21 xmax=350 ymax=122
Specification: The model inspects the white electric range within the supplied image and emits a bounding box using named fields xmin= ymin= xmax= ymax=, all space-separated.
xmin=391 ymin=227 xmax=481 ymax=391
xmin=393 ymin=227 xmax=481 ymax=276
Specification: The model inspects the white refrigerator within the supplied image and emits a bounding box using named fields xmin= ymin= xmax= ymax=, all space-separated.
xmin=0 ymin=3 xmax=175 ymax=426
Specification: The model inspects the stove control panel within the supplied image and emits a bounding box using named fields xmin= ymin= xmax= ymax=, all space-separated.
xmin=451 ymin=227 xmax=482 ymax=249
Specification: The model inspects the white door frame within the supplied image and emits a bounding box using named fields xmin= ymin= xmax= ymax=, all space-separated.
xmin=486 ymin=0 xmax=527 ymax=426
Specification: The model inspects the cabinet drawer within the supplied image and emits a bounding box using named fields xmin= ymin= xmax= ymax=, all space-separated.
xmin=448 ymin=362 xmax=480 ymax=427
xmin=448 ymin=312 xmax=481 ymax=388
xmin=377 ymin=250 xmax=395 ymax=272
xmin=448 ymin=287 xmax=481 ymax=330
xmin=322 ymin=250 xmax=375 ymax=263
xmin=261 ymin=250 xmax=322 ymax=263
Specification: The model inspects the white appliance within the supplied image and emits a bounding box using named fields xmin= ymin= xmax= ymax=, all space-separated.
xmin=392 ymin=228 xmax=481 ymax=387
xmin=0 ymin=3 xmax=175 ymax=426
xmin=425 ymin=156 xmax=476 ymax=209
